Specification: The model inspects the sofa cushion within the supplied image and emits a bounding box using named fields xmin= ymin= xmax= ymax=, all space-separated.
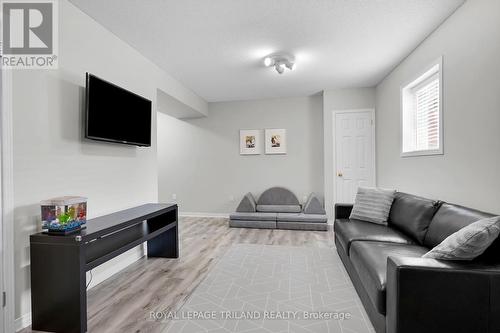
xmin=388 ymin=192 xmax=441 ymax=244
xmin=424 ymin=203 xmax=495 ymax=248
xmin=423 ymin=216 xmax=500 ymax=260
xmin=350 ymin=187 xmax=396 ymax=225
xmin=334 ymin=219 xmax=415 ymax=255
xmin=277 ymin=221 xmax=328 ymax=231
xmin=229 ymin=212 xmax=277 ymax=221
xmin=350 ymin=241 xmax=428 ymax=315
xmin=303 ymin=193 xmax=326 ymax=214
xmin=229 ymin=220 xmax=276 ymax=229
xmin=257 ymin=187 xmax=300 ymax=205
xmin=256 ymin=204 xmax=302 ymax=213
xmin=277 ymin=213 xmax=328 ymax=223
xmin=235 ymin=192 xmax=257 ymax=212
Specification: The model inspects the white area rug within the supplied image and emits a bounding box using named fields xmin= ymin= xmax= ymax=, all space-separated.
xmin=163 ymin=244 xmax=375 ymax=333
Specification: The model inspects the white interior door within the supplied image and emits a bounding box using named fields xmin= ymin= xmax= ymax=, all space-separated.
xmin=335 ymin=110 xmax=376 ymax=203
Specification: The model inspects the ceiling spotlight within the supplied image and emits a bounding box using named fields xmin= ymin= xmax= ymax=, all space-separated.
xmin=263 ymin=57 xmax=274 ymax=67
xmin=285 ymin=61 xmax=295 ymax=70
xmin=275 ymin=63 xmax=285 ymax=74
xmin=263 ymin=53 xmax=296 ymax=74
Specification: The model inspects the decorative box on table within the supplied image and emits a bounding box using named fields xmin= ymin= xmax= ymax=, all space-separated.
xmin=41 ymin=196 xmax=87 ymax=234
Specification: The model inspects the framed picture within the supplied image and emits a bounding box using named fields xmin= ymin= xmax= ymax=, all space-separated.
xmin=265 ymin=129 xmax=287 ymax=154
xmin=240 ymin=129 xmax=262 ymax=155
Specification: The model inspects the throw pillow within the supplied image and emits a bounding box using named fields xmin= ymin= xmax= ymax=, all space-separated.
xmin=349 ymin=187 xmax=396 ymax=225
xmin=423 ymin=216 xmax=500 ymax=260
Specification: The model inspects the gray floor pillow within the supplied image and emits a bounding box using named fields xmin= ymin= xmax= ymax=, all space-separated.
xmin=303 ymin=193 xmax=326 ymax=215
xmin=423 ymin=216 xmax=500 ymax=260
xmin=256 ymin=204 xmax=302 ymax=213
xmin=349 ymin=187 xmax=396 ymax=225
xmin=235 ymin=192 xmax=256 ymax=212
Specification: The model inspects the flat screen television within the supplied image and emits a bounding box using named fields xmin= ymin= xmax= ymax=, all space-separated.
xmin=85 ymin=73 xmax=152 ymax=146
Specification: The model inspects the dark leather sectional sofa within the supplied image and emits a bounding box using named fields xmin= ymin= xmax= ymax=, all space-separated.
xmin=334 ymin=192 xmax=500 ymax=333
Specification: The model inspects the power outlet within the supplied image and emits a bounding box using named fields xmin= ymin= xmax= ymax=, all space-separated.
xmin=172 ymin=193 xmax=177 ymax=201
xmin=229 ymin=195 xmax=235 ymax=202
xmin=302 ymin=195 xmax=308 ymax=203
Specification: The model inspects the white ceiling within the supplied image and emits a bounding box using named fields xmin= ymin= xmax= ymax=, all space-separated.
xmin=69 ymin=0 xmax=464 ymax=102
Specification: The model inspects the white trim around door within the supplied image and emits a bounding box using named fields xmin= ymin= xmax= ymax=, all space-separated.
xmin=324 ymin=109 xmax=376 ymax=216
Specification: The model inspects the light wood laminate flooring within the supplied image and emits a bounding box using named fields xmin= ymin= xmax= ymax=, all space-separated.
xmin=21 ymin=217 xmax=334 ymax=333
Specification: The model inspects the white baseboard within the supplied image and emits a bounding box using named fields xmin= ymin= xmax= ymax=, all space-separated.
xmin=180 ymin=212 xmax=229 ymax=218
xmin=180 ymin=212 xmax=333 ymax=224
xmin=15 ymin=312 xmax=31 ymax=332
xmin=14 ymin=246 xmax=145 ymax=331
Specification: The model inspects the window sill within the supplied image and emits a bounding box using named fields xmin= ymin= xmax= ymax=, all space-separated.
xmin=401 ymin=149 xmax=443 ymax=158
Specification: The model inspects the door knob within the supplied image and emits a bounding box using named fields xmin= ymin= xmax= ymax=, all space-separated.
xmin=337 ymin=172 xmax=343 ymax=177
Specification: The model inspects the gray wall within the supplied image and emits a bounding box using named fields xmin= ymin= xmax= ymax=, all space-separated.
xmin=322 ymin=88 xmax=376 ymax=217
xmin=11 ymin=0 xmax=205 ymax=322
xmin=376 ymin=0 xmax=500 ymax=214
xmin=158 ymin=96 xmax=324 ymax=213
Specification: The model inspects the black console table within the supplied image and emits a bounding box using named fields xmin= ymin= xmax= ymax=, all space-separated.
xmin=30 ymin=203 xmax=178 ymax=333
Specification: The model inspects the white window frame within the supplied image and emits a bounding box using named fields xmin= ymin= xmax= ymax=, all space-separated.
xmin=400 ymin=56 xmax=443 ymax=157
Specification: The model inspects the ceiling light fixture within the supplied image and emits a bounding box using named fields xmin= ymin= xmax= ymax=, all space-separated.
xmin=263 ymin=54 xmax=296 ymax=74
xmin=276 ymin=63 xmax=285 ymax=74
xmin=263 ymin=57 xmax=274 ymax=67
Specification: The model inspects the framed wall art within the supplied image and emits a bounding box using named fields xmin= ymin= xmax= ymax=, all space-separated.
xmin=239 ymin=129 xmax=262 ymax=155
xmin=265 ymin=128 xmax=287 ymax=154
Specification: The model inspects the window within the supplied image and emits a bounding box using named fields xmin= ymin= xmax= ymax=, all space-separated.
xmin=401 ymin=58 xmax=443 ymax=157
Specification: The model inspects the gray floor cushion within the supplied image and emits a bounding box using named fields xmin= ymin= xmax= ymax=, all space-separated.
xmin=277 ymin=213 xmax=328 ymax=223
xmin=230 ymin=187 xmax=329 ymax=231
xmin=235 ymin=192 xmax=257 ymax=212
xmin=303 ymin=193 xmax=326 ymax=214
xmin=229 ymin=212 xmax=277 ymax=221
xmin=229 ymin=220 xmax=276 ymax=229
xmin=256 ymin=204 xmax=302 ymax=213
xmin=276 ymin=221 xmax=328 ymax=231
xmin=257 ymin=187 xmax=300 ymax=205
